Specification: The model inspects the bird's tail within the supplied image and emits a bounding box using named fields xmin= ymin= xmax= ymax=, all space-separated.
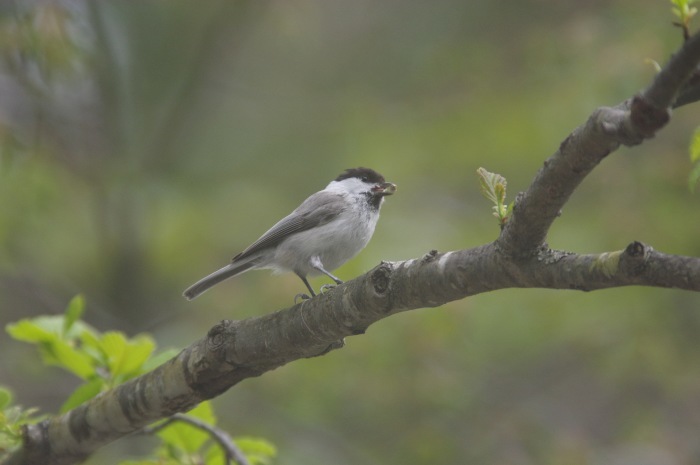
xmin=183 ymin=261 xmax=256 ymax=300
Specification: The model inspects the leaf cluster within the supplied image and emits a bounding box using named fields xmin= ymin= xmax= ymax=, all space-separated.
xmin=3 ymin=297 xmax=276 ymax=465
xmin=5 ymin=295 xmax=174 ymax=412
xmin=0 ymin=387 xmax=42 ymax=455
xmin=671 ymin=0 xmax=698 ymax=31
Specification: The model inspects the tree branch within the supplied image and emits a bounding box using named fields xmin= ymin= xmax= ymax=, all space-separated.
xmin=498 ymin=31 xmax=700 ymax=255
xmin=673 ymin=69 xmax=700 ymax=108
xmin=6 ymin=23 xmax=700 ymax=465
xmin=647 ymin=30 xmax=700 ymax=109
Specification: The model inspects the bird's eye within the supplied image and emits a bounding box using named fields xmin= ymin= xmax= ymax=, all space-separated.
xmin=361 ymin=176 xmax=368 ymax=182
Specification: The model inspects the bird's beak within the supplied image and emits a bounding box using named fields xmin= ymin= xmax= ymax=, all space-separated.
xmin=372 ymin=182 xmax=397 ymax=196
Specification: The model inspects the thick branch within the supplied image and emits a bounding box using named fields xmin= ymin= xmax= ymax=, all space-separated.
xmin=7 ymin=241 xmax=700 ymax=465
xmin=498 ymin=31 xmax=700 ymax=256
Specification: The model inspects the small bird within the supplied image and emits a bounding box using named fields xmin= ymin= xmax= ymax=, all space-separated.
xmin=183 ymin=167 xmax=396 ymax=300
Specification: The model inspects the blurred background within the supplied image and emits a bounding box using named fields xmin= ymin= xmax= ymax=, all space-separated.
xmin=1 ymin=0 xmax=700 ymax=464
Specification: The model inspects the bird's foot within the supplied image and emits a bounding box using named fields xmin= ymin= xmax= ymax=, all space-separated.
xmin=320 ymin=283 xmax=337 ymax=293
xmin=294 ymin=293 xmax=312 ymax=304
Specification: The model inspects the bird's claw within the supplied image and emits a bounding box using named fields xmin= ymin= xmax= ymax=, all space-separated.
xmin=320 ymin=284 xmax=337 ymax=293
xmin=294 ymin=293 xmax=312 ymax=304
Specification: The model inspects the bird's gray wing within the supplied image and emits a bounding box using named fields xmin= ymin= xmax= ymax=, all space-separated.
xmin=232 ymin=191 xmax=346 ymax=262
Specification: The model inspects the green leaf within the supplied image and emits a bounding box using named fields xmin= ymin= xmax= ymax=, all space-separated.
xmin=494 ymin=183 xmax=506 ymax=204
xmin=63 ymin=294 xmax=85 ymax=336
xmin=99 ymin=331 xmax=128 ymax=374
xmin=688 ymin=128 xmax=700 ymax=192
xmin=49 ymin=339 xmax=95 ymax=379
xmin=99 ymin=332 xmax=155 ymax=380
xmin=6 ymin=317 xmax=61 ymax=344
xmin=60 ymin=378 xmax=105 ymax=413
xmin=506 ymin=201 xmax=515 ymax=217
xmin=7 ymin=314 xmax=98 ymax=345
xmin=188 ymin=400 xmax=216 ymax=424
xmin=6 ymin=313 xmax=99 ymax=379
xmin=117 ymin=335 xmax=156 ymax=378
xmin=477 ymin=167 xmax=511 ymax=225
xmin=78 ymin=329 xmax=105 ymax=364
xmin=234 ymin=436 xmax=278 ymax=465
xmin=0 ymin=387 xmax=12 ymax=410
xmin=690 ymin=127 xmax=700 ymax=163
xmin=203 ymin=444 xmax=227 ymax=465
xmin=671 ymin=0 xmax=699 ymax=22
xmin=477 ymin=167 xmax=507 ymax=205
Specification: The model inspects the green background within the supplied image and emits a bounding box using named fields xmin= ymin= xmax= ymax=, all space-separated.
xmin=1 ymin=1 xmax=699 ymax=464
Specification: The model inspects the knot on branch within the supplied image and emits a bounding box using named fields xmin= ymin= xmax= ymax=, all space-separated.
xmin=624 ymin=240 xmax=647 ymax=257
xmin=311 ymin=339 xmax=346 ymax=357
xmin=630 ymin=95 xmax=671 ymax=138
xmin=206 ymin=320 xmax=235 ymax=359
xmin=371 ymin=261 xmax=394 ymax=295
xmin=597 ymin=96 xmax=670 ymax=147
xmin=620 ymin=240 xmax=652 ymax=275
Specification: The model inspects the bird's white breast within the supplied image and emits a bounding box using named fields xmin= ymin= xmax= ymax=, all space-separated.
xmin=272 ymin=196 xmax=381 ymax=275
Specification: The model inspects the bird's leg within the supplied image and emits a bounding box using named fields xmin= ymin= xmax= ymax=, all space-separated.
xmin=294 ymin=272 xmax=316 ymax=303
xmin=310 ymin=256 xmax=343 ymax=293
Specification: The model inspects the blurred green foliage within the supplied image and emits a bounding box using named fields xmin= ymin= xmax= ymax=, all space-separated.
xmin=3 ymin=297 xmax=275 ymax=464
xmin=5 ymin=294 xmax=178 ymax=411
xmin=670 ymin=0 xmax=698 ymax=38
xmin=0 ymin=386 xmax=42 ymax=456
xmin=148 ymin=403 xmax=276 ymax=465
xmin=690 ymin=127 xmax=700 ymax=190
xmin=0 ymin=1 xmax=699 ymax=464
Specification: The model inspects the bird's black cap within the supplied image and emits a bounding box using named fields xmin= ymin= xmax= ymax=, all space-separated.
xmin=335 ymin=167 xmax=385 ymax=184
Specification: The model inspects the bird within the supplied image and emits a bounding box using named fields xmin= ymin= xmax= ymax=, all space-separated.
xmin=183 ymin=167 xmax=396 ymax=300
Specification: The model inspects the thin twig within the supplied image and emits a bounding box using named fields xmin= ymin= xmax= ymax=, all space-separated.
xmin=142 ymin=414 xmax=251 ymax=465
